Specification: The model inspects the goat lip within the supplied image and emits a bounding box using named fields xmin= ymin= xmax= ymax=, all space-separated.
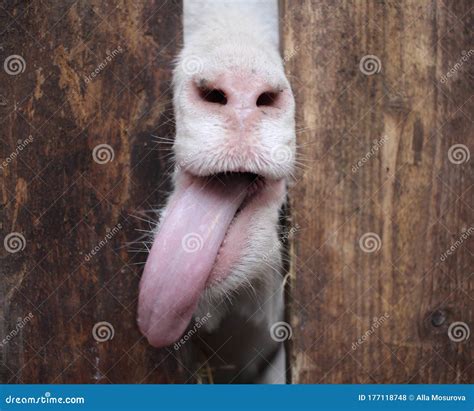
xmin=184 ymin=165 xmax=284 ymax=181
xmin=207 ymin=176 xmax=286 ymax=285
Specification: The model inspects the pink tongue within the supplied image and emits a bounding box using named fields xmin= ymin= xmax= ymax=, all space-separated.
xmin=137 ymin=175 xmax=249 ymax=347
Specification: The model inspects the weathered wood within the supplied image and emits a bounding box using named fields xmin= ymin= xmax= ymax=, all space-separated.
xmin=0 ymin=0 xmax=192 ymax=383
xmin=282 ymin=0 xmax=473 ymax=383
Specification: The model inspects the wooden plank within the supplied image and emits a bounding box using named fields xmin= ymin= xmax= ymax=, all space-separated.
xmin=0 ymin=0 xmax=191 ymax=383
xmin=282 ymin=0 xmax=473 ymax=383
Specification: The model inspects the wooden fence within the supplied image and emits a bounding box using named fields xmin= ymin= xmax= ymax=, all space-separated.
xmin=1 ymin=0 xmax=189 ymax=383
xmin=282 ymin=0 xmax=473 ymax=383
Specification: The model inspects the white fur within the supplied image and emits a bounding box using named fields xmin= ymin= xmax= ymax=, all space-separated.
xmin=174 ymin=0 xmax=296 ymax=180
xmin=167 ymin=0 xmax=295 ymax=383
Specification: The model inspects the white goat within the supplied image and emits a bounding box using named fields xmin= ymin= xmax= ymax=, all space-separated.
xmin=137 ymin=0 xmax=296 ymax=383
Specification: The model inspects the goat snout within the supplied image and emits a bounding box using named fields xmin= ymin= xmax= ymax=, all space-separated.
xmin=192 ymin=72 xmax=287 ymax=129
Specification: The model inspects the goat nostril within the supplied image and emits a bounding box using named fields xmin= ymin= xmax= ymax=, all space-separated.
xmin=256 ymin=91 xmax=279 ymax=107
xmin=198 ymin=87 xmax=227 ymax=105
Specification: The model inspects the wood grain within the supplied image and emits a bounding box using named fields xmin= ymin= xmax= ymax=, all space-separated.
xmin=0 ymin=0 xmax=193 ymax=383
xmin=282 ymin=0 xmax=473 ymax=383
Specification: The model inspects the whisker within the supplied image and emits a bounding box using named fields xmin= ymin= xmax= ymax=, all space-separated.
xmin=134 ymin=228 xmax=155 ymax=234
xmin=128 ymin=214 xmax=156 ymax=225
